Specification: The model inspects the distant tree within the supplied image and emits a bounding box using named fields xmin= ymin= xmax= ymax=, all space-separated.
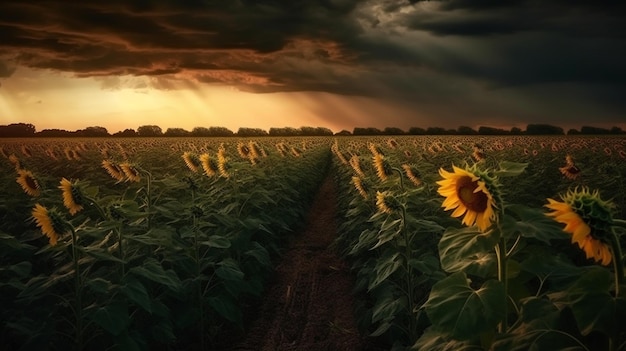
xmin=610 ymin=126 xmax=624 ymax=134
xmin=113 ymin=129 xmax=138 ymax=137
xmin=208 ymin=126 xmax=234 ymax=137
xmin=457 ymin=126 xmax=478 ymax=135
xmin=510 ymin=127 xmax=523 ymax=135
xmin=191 ymin=127 xmax=211 ymax=136
xmin=580 ymin=126 xmax=610 ymax=135
xmin=314 ymin=127 xmax=334 ymax=136
xmin=526 ymin=124 xmax=564 ymax=135
xmin=36 ymin=128 xmax=74 ymax=137
xmin=426 ymin=127 xmax=446 ymax=135
xmin=164 ymin=128 xmax=190 ymax=137
xmin=407 ymin=127 xmax=426 ymax=135
xmin=81 ymin=126 xmax=109 ymax=137
xmin=567 ymin=128 xmax=580 ymax=135
xmin=353 ymin=127 xmax=382 ymax=135
xmin=299 ymin=126 xmax=317 ymax=136
xmin=478 ymin=126 xmax=508 ymax=135
xmin=137 ymin=125 xmax=163 ymax=137
xmin=0 ymin=123 xmax=36 ymax=137
xmin=383 ymin=127 xmax=405 ymax=135
xmin=237 ymin=127 xmax=268 ymax=137
xmin=335 ymin=130 xmax=352 ymax=136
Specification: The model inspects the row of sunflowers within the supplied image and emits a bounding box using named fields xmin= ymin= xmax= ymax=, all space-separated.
xmin=1 ymin=137 xmax=330 ymax=350
xmin=331 ymin=135 xmax=626 ymax=350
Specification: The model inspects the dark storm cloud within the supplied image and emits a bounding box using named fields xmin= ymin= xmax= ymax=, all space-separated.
xmin=0 ymin=0 xmax=625 ymax=128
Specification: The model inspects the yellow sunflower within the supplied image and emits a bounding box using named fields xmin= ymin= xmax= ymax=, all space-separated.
xmin=59 ymin=178 xmax=85 ymax=215
xmin=32 ymin=204 xmax=66 ymax=245
xmin=349 ymin=155 xmax=365 ymax=178
xmin=102 ymin=160 xmax=127 ymax=182
xmin=199 ymin=153 xmax=217 ymax=177
xmin=437 ymin=165 xmax=496 ymax=231
xmin=182 ymin=152 xmax=201 ymax=172
xmin=351 ymin=176 xmax=369 ymax=199
xmin=373 ymin=153 xmax=393 ymax=182
xmin=217 ymin=145 xmax=229 ymax=178
xmin=376 ymin=191 xmax=400 ymax=214
xmin=401 ymin=164 xmax=422 ymax=187
xmin=545 ymin=188 xmax=614 ymax=266
xmin=120 ymin=162 xmax=141 ymax=182
xmin=16 ymin=169 xmax=41 ymax=197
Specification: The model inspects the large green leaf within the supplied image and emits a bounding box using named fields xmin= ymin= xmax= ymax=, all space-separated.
xmin=413 ymin=327 xmax=483 ymax=351
xmin=215 ymin=258 xmax=244 ymax=281
xmin=129 ymin=258 xmax=181 ymax=292
xmin=549 ymin=267 xmax=626 ymax=336
xmin=368 ymin=251 xmax=402 ymax=291
xmin=502 ymin=205 xmax=566 ymax=244
xmin=494 ymin=161 xmax=528 ymax=178
xmin=121 ymin=276 xmax=152 ymax=313
xmin=438 ymin=226 xmax=499 ymax=277
xmin=208 ymin=294 xmax=242 ymax=325
xmin=424 ymin=272 xmax=505 ymax=340
xmin=90 ymin=301 xmax=130 ymax=336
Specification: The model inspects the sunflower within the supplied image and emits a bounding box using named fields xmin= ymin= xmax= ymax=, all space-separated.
xmin=102 ymin=160 xmax=127 ymax=182
xmin=199 ymin=153 xmax=218 ymax=177
xmin=349 ymin=155 xmax=365 ymax=178
xmin=351 ymin=176 xmax=369 ymax=199
xmin=59 ymin=178 xmax=85 ymax=215
xmin=545 ymin=188 xmax=614 ymax=266
xmin=16 ymin=169 xmax=41 ymax=197
xmin=376 ymin=191 xmax=400 ymax=214
xmin=32 ymin=204 xmax=67 ymax=245
xmin=217 ymin=145 xmax=229 ymax=178
xmin=237 ymin=142 xmax=250 ymax=159
xmin=120 ymin=162 xmax=141 ymax=182
xmin=373 ymin=153 xmax=393 ymax=182
xmin=437 ymin=165 xmax=497 ymax=231
xmin=182 ymin=152 xmax=201 ymax=172
xmin=9 ymin=154 xmax=21 ymax=170
xmin=402 ymin=164 xmax=422 ymax=187
xmin=559 ymin=164 xmax=581 ymax=180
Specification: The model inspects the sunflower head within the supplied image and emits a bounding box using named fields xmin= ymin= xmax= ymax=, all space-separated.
xmin=199 ymin=153 xmax=218 ymax=177
xmin=401 ymin=164 xmax=422 ymax=187
xmin=545 ymin=188 xmax=614 ymax=265
xmin=217 ymin=146 xmax=230 ymax=178
xmin=59 ymin=178 xmax=86 ymax=215
xmin=32 ymin=204 xmax=68 ymax=245
xmin=349 ymin=155 xmax=365 ymax=178
xmin=9 ymin=154 xmax=21 ymax=170
xmin=182 ymin=152 xmax=201 ymax=172
xmin=120 ymin=162 xmax=141 ymax=182
xmin=237 ymin=142 xmax=250 ymax=158
xmin=373 ymin=154 xmax=394 ymax=182
xmin=351 ymin=176 xmax=369 ymax=199
xmin=102 ymin=160 xmax=127 ymax=182
xmin=436 ymin=165 xmax=499 ymax=232
xmin=376 ymin=191 xmax=402 ymax=214
xmin=16 ymin=169 xmax=41 ymax=197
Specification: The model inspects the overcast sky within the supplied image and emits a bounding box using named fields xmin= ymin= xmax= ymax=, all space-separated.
xmin=1 ymin=0 xmax=625 ymax=133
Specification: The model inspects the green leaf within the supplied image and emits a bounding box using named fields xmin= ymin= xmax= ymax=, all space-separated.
xmin=80 ymin=246 xmax=125 ymax=263
xmin=2 ymin=261 xmax=32 ymax=278
xmin=368 ymin=251 xmax=402 ymax=291
xmin=371 ymin=295 xmax=407 ymax=323
xmin=438 ymin=226 xmax=499 ymax=277
xmin=502 ymin=205 xmax=566 ymax=244
xmin=121 ymin=276 xmax=152 ymax=313
xmin=200 ymin=235 xmax=231 ymax=249
xmin=494 ymin=161 xmax=528 ymax=178
xmin=549 ymin=267 xmax=626 ymax=336
xmin=216 ymin=258 xmax=244 ymax=281
xmin=413 ymin=327 xmax=483 ymax=351
xmin=425 ymin=272 xmax=505 ymax=340
xmin=129 ymin=258 xmax=181 ymax=293
xmin=208 ymin=294 xmax=242 ymax=324
xmin=244 ymin=241 xmax=271 ymax=267
xmin=86 ymin=277 xmax=113 ymax=294
xmin=90 ymin=301 xmax=130 ymax=336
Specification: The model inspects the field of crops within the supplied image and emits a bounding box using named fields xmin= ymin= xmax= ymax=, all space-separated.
xmin=1 ymin=135 xmax=626 ymax=351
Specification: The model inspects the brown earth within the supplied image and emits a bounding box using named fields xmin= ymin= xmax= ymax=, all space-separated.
xmin=229 ymin=175 xmax=380 ymax=351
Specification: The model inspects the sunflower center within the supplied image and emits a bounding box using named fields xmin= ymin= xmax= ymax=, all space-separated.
xmin=456 ymin=176 xmax=488 ymax=212
xmin=25 ymin=175 xmax=39 ymax=190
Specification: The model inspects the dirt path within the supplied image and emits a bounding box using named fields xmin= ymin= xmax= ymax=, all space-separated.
xmin=231 ymin=175 xmax=372 ymax=351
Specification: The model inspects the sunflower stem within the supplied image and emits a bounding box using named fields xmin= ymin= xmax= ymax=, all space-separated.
xmin=393 ymin=168 xmax=405 ymax=191
xmin=495 ymin=236 xmax=508 ymax=334
xmin=70 ymin=227 xmax=84 ymax=350
xmin=609 ymin=228 xmax=624 ymax=297
xmin=400 ymin=205 xmax=416 ymax=341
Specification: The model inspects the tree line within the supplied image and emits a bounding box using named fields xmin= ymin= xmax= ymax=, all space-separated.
xmin=0 ymin=123 xmax=624 ymax=138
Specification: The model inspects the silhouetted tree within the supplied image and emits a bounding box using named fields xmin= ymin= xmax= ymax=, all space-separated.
xmin=237 ymin=127 xmax=268 ymax=137
xmin=137 ymin=125 xmax=163 ymax=137
xmin=567 ymin=128 xmax=580 ymax=135
xmin=335 ymin=130 xmax=351 ymax=136
xmin=353 ymin=127 xmax=382 ymax=135
xmin=526 ymin=124 xmax=564 ymax=135
xmin=580 ymin=126 xmax=610 ymax=134
xmin=510 ymin=127 xmax=523 ymax=135
xmin=458 ymin=126 xmax=478 ymax=135
xmin=164 ymin=128 xmax=190 ymax=137
xmin=81 ymin=126 xmax=109 ymax=137
xmin=208 ymin=126 xmax=234 ymax=136
xmin=36 ymin=129 xmax=74 ymax=137
xmin=426 ymin=127 xmax=446 ymax=135
xmin=112 ymin=129 xmax=138 ymax=137
xmin=407 ymin=127 xmax=426 ymax=135
xmin=383 ymin=127 xmax=405 ymax=135
xmin=610 ymin=126 xmax=624 ymax=134
xmin=478 ymin=126 xmax=508 ymax=135
xmin=0 ymin=123 xmax=36 ymax=137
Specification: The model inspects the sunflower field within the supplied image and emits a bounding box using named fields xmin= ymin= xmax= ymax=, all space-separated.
xmin=332 ymin=135 xmax=626 ymax=350
xmin=1 ymin=137 xmax=330 ymax=350
xmin=2 ymin=135 xmax=626 ymax=351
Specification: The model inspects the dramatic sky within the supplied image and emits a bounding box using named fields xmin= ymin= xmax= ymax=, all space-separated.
xmin=1 ymin=0 xmax=625 ymax=133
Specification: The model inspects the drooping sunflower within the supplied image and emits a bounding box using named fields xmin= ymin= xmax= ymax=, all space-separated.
xmin=199 ymin=153 xmax=218 ymax=177
xmin=349 ymin=155 xmax=366 ymax=178
xmin=59 ymin=178 xmax=85 ymax=215
xmin=182 ymin=152 xmax=201 ymax=172
xmin=102 ymin=160 xmax=127 ymax=182
xmin=16 ymin=169 xmax=41 ymax=197
xmin=401 ymin=164 xmax=422 ymax=187
xmin=9 ymin=154 xmax=21 ymax=170
xmin=437 ymin=165 xmax=497 ymax=232
xmin=351 ymin=176 xmax=369 ymax=199
xmin=217 ymin=145 xmax=229 ymax=178
xmin=545 ymin=188 xmax=614 ymax=266
xmin=376 ymin=191 xmax=402 ymax=214
xmin=373 ymin=153 xmax=393 ymax=182
xmin=120 ymin=162 xmax=141 ymax=182
xmin=32 ymin=204 xmax=67 ymax=245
